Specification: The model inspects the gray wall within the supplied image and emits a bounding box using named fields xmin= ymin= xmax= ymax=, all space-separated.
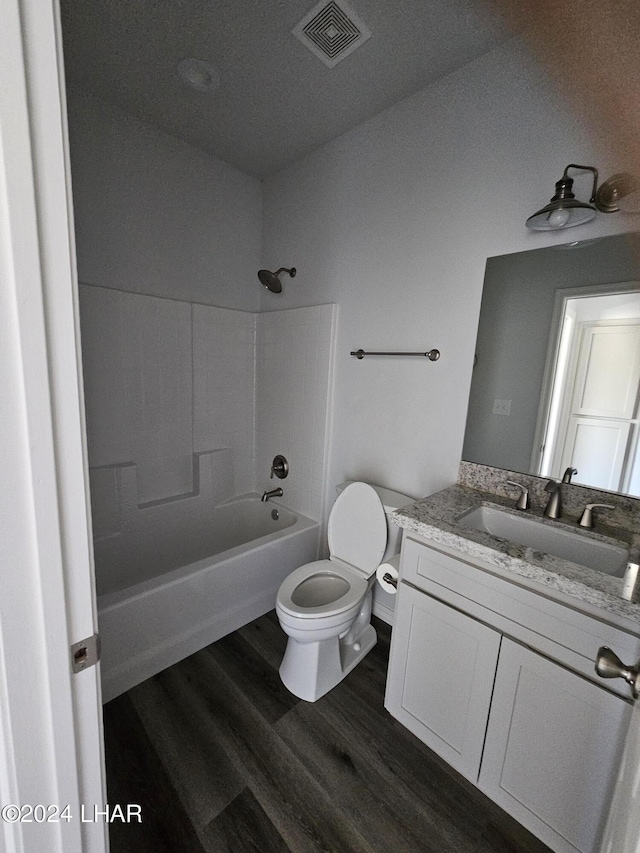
xmin=67 ymin=91 xmax=262 ymax=310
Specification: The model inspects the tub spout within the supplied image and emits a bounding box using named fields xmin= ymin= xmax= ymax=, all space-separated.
xmin=261 ymin=487 xmax=283 ymax=502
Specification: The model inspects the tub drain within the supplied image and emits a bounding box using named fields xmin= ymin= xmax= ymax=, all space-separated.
xmin=271 ymin=509 xmax=279 ymax=521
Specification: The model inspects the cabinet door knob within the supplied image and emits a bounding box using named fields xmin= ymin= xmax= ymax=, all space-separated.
xmin=595 ymin=646 xmax=640 ymax=699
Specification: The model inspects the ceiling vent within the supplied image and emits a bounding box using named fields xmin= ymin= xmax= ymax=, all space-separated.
xmin=293 ymin=0 xmax=371 ymax=69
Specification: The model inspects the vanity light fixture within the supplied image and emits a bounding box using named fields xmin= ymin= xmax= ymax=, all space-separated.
xmin=526 ymin=164 xmax=598 ymax=231
xmin=526 ymin=164 xmax=640 ymax=231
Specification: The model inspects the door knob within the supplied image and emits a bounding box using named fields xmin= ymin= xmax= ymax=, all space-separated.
xmin=595 ymin=646 xmax=640 ymax=699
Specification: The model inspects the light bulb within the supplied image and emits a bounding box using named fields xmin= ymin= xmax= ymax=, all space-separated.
xmin=548 ymin=207 xmax=571 ymax=228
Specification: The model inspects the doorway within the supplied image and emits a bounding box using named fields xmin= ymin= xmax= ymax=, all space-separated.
xmin=537 ymin=288 xmax=640 ymax=496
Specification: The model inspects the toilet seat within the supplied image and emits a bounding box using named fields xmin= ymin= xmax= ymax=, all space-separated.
xmin=276 ymin=559 xmax=368 ymax=619
xmin=277 ymin=483 xmax=387 ymax=622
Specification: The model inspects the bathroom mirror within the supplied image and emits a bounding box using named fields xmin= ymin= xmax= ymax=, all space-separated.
xmin=462 ymin=231 xmax=640 ymax=497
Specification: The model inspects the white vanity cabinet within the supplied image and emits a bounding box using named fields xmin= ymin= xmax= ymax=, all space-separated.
xmin=479 ymin=639 xmax=630 ymax=853
xmin=385 ymin=534 xmax=639 ymax=853
xmin=385 ymin=582 xmax=501 ymax=781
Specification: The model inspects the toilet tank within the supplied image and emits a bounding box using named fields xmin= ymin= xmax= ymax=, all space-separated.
xmin=335 ymin=482 xmax=414 ymax=562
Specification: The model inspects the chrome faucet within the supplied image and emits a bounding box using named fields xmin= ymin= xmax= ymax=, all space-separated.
xmin=562 ymin=467 xmax=578 ymax=484
xmin=261 ymin=487 xmax=283 ymax=503
xmin=543 ymin=480 xmax=562 ymax=519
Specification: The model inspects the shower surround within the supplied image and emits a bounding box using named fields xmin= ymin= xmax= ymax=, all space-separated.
xmin=80 ymin=284 xmax=335 ymax=524
xmin=80 ymin=284 xmax=337 ymax=601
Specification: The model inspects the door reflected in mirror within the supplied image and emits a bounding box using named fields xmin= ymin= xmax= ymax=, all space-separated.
xmin=462 ymin=232 xmax=640 ymax=498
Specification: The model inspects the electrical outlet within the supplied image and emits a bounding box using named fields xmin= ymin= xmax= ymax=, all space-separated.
xmin=492 ymin=398 xmax=511 ymax=416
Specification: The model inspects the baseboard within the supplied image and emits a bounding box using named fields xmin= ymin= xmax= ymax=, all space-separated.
xmin=372 ymin=600 xmax=395 ymax=626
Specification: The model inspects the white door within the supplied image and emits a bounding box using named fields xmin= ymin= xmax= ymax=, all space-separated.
xmin=0 ymin=2 xmax=107 ymax=852
xmin=556 ymin=321 xmax=640 ymax=491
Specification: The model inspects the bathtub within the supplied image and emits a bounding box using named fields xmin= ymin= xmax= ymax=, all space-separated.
xmin=97 ymin=495 xmax=320 ymax=702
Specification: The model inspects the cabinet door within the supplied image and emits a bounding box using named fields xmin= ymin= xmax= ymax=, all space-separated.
xmin=479 ymin=639 xmax=632 ymax=853
xmin=385 ymin=583 xmax=501 ymax=782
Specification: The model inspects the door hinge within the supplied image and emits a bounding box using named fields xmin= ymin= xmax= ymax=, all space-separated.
xmin=70 ymin=633 xmax=101 ymax=674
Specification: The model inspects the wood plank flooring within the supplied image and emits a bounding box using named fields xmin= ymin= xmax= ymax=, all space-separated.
xmin=103 ymin=612 xmax=552 ymax=853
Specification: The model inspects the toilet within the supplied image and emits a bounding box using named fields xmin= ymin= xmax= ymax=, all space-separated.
xmin=276 ymin=481 xmax=411 ymax=702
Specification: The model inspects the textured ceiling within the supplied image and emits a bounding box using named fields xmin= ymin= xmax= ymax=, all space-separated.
xmin=60 ymin=0 xmax=508 ymax=178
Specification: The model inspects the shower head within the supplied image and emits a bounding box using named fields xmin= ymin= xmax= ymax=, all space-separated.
xmin=258 ymin=267 xmax=296 ymax=293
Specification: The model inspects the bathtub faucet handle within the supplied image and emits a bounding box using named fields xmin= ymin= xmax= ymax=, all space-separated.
xmin=270 ymin=455 xmax=289 ymax=480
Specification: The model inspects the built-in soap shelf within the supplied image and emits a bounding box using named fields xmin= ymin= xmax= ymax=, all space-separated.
xmin=89 ymin=448 xmax=235 ymax=539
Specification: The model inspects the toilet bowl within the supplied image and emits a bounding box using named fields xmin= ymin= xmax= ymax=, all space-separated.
xmin=275 ymin=480 xmax=410 ymax=702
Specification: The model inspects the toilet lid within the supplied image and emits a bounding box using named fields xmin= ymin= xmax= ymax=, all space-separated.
xmin=327 ymin=482 xmax=387 ymax=575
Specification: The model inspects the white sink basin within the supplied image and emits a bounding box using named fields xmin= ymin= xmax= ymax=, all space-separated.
xmin=456 ymin=505 xmax=629 ymax=577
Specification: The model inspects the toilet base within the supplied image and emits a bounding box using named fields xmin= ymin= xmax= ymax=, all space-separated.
xmin=279 ymin=623 xmax=377 ymax=702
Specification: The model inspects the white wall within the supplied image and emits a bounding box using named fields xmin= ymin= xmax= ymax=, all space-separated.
xmin=70 ymin=40 xmax=639 ymax=587
xmin=70 ymin=96 xmax=342 ymax=592
xmin=80 ymin=286 xmax=259 ymax=594
xmin=67 ymin=91 xmax=262 ymax=310
xmin=80 ymin=286 xmax=195 ymax=502
xmin=193 ymin=304 xmax=257 ymax=494
xmin=80 ymin=284 xmax=337 ymax=592
xmin=80 ymin=286 xmax=258 ymax=504
xmin=257 ymin=305 xmax=337 ymax=522
xmin=70 ymin=93 xmax=266 ymax=582
xmin=261 ymin=39 xmax=633 ymax=511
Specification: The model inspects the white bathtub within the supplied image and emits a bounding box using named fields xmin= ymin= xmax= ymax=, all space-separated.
xmin=97 ymin=496 xmax=319 ymax=702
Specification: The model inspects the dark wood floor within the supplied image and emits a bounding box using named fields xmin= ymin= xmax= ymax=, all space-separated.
xmin=103 ymin=612 xmax=552 ymax=853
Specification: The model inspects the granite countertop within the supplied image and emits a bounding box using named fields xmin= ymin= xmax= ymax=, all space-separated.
xmin=391 ymin=483 xmax=640 ymax=626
